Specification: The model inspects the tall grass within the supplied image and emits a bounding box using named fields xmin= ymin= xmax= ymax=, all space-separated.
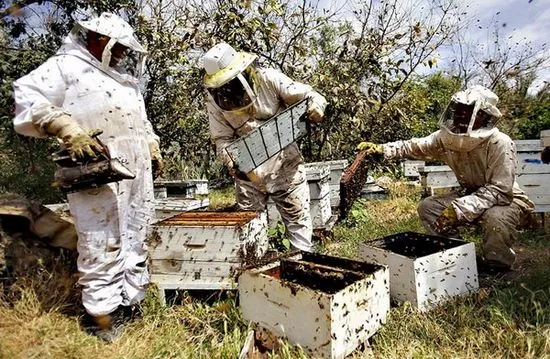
xmin=1 ymin=182 xmax=548 ymax=358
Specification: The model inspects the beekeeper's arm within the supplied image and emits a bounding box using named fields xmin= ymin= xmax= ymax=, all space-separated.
xmin=264 ymin=68 xmax=327 ymax=123
xmin=451 ymin=135 xmax=516 ymax=222
xmin=138 ymin=92 xmax=163 ymax=177
xmin=381 ymin=131 xmax=445 ymax=161
xmin=207 ymin=101 xmax=237 ymax=169
xmin=13 ymin=57 xmax=105 ymax=160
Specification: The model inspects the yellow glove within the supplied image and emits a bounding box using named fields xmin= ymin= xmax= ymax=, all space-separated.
xmin=45 ymin=115 xmax=106 ymax=161
xmin=433 ymin=206 xmax=459 ymax=233
xmin=246 ymin=171 xmax=261 ymax=185
xmin=356 ymin=141 xmax=383 ymax=155
xmin=306 ymin=103 xmax=324 ymax=123
xmin=149 ymin=141 xmax=164 ymax=179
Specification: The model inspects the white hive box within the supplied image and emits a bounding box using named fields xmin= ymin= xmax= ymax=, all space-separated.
xmin=541 ymin=130 xmax=550 ymax=147
xmin=154 ymin=179 xmax=209 ymax=199
xmin=224 ymin=99 xmax=310 ymax=173
xmin=239 ymin=252 xmax=390 ymax=359
xmin=305 ymin=160 xmax=348 ymax=207
xmin=359 ymin=232 xmax=478 ymax=312
xmin=154 ymin=198 xmax=210 ymax=221
xmin=148 ymin=211 xmax=268 ymax=299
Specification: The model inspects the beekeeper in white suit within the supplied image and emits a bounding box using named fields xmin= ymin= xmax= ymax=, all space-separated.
xmin=358 ymin=85 xmax=534 ymax=270
xmin=202 ymin=43 xmax=327 ymax=252
xmin=12 ymin=13 xmax=162 ymax=341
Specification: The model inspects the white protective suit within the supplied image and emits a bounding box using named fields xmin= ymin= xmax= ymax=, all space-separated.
xmin=12 ymin=14 xmax=157 ymax=316
xmin=383 ymin=86 xmax=534 ymax=267
xmin=206 ymin=66 xmax=327 ymax=252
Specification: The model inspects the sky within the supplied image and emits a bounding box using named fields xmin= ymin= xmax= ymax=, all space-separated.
xmin=317 ymin=0 xmax=550 ymax=92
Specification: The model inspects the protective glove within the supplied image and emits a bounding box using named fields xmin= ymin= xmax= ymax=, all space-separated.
xmin=149 ymin=141 xmax=164 ymax=179
xmin=45 ymin=115 xmax=106 ymax=161
xmin=306 ymin=103 xmax=324 ymax=123
xmin=229 ymin=167 xmax=250 ymax=181
xmin=433 ymin=206 xmax=459 ymax=233
xmin=356 ymin=141 xmax=384 ymax=156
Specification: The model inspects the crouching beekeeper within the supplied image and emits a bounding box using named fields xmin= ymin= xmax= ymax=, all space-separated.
xmin=357 ymin=85 xmax=534 ymax=270
xmin=12 ymin=13 xmax=162 ymax=341
xmin=201 ymin=43 xmax=327 ymax=253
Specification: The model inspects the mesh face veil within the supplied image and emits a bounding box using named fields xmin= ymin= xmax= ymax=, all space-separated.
xmin=207 ymin=66 xmax=258 ymax=113
xmin=438 ymin=85 xmax=503 ymax=152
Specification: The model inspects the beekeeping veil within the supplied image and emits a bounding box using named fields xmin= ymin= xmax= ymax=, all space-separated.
xmin=71 ymin=12 xmax=146 ymax=75
xmin=202 ymin=42 xmax=258 ymax=113
xmin=439 ymin=85 xmax=502 ymax=152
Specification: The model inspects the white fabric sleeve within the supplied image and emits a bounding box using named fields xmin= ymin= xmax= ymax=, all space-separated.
xmin=13 ymin=56 xmax=68 ymax=138
xmin=206 ymin=100 xmax=235 ymax=167
xmin=264 ymin=68 xmax=327 ymax=111
xmin=382 ymin=132 xmax=444 ymax=161
xmin=138 ymin=92 xmax=159 ymax=145
xmin=452 ymin=134 xmax=516 ymax=222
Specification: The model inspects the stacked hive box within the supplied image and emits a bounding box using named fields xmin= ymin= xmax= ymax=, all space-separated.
xmin=239 ymin=252 xmax=390 ymax=359
xmin=148 ymin=211 xmax=268 ymax=302
xmin=304 ymin=160 xmax=348 ymax=207
xmin=359 ymin=232 xmax=479 ymax=312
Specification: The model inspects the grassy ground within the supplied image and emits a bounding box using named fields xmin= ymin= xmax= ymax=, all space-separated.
xmin=1 ymin=182 xmax=549 ymax=358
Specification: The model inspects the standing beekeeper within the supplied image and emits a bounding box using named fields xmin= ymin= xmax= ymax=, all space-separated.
xmin=12 ymin=13 xmax=162 ymax=341
xmin=357 ymin=85 xmax=534 ymax=270
xmin=202 ymin=43 xmax=327 ymax=253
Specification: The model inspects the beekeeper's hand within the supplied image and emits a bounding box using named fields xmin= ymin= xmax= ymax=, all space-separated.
xmin=433 ymin=206 xmax=459 ymax=233
xmin=356 ymin=141 xmax=383 ymax=156
xmin=227 ymin=161 xmax=250 ymax=182
xmin=149 ymin=141 xmax=164 ymax=179
xmin=45 ymin=115 xmax=105 ymax=161
xmin=306 ymin=102 xmax=324 ymax=123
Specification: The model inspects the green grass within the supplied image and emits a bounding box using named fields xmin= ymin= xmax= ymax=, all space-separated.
xmin=1 ymin=183 xmax=549 ymax=358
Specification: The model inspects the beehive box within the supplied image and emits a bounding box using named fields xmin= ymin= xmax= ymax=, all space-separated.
xmin=542 ymin=130 xmax=550 ymax=147
xmin=154 ymin=198 xmax=210 ymax=221
xmin=239 ymin=252 xmax=390 ymax=359
xmin=359 ymin=232 xmax=478 ymax=312
xmin=154 ymin=179 xmax=209 ymax=199
xmin=305 ymin=160 xmax=348 ymax=207
xmin=148 ymin=211 xmax=268 ymax=299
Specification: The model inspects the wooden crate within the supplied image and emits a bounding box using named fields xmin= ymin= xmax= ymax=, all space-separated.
xmin=148 ymin=211 xmax=268 ymax=300
xmin=359 ymin=232 xmax=478 ymax=312
xmin=239 ymin=252 xmax=390 ymax=359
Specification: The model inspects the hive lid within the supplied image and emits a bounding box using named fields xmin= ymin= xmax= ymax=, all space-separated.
xmin=157 ymin=211 xmax=259 ymax=226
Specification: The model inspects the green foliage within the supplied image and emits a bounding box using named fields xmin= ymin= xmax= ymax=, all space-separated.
xmin=267 ymin=221 xmax=291 ymax=252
